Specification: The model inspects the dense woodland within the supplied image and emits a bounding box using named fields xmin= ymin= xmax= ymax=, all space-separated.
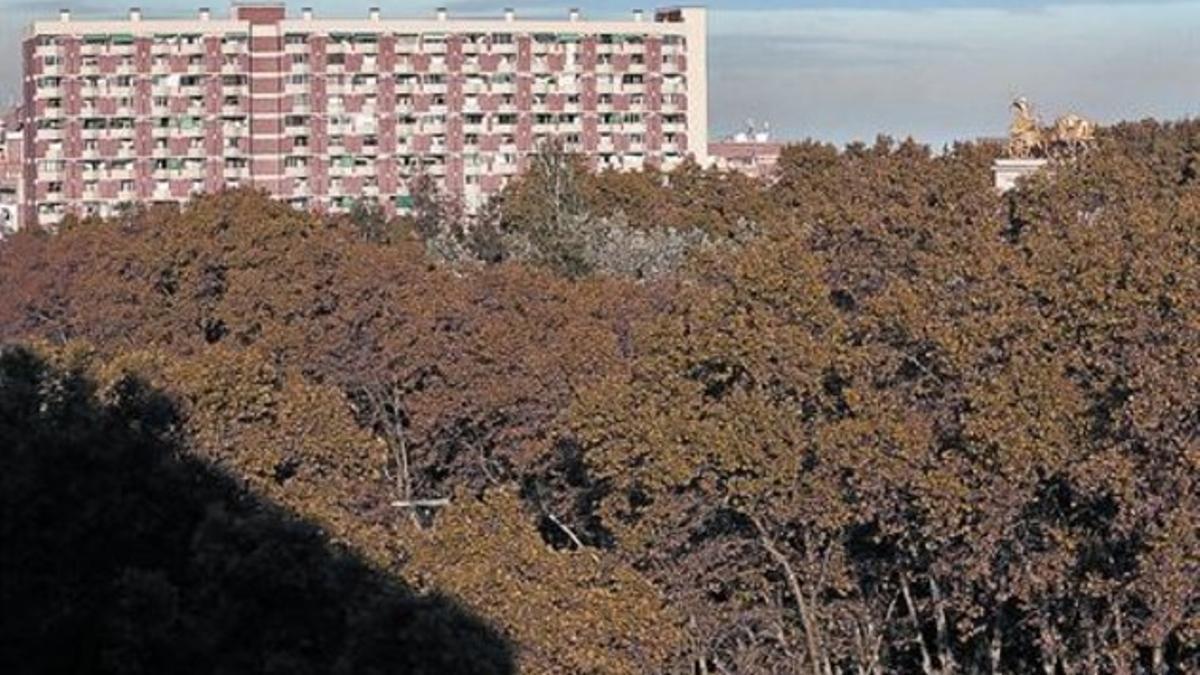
xmin=1 ymin=120 xmax=1198 ymax=674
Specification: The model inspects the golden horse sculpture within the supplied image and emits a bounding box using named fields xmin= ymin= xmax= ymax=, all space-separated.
xmin=1007 ymin=97 xmax=1096 ymax=159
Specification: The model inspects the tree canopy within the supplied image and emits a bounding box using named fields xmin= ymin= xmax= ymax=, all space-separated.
xmin=1 ymin=121 xmax=1197 ymax=673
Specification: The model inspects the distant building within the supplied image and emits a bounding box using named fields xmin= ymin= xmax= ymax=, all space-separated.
xmin=20 ymin=3 xmax=709 ymax=228
xmin=708 ymin=121 xmax=782 ymax=178
xmin=0 ymin=106 xmax=22 ymax=234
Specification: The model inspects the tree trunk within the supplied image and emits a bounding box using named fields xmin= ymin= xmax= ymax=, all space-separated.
xmin=989 ymin=619 xmax=1003 ymax=675
xmin=1150 ymin=644 xmax=1165 ymax=675
xmin=901 ymin=573 xmax=938 ymax=675
xmin=929 ymin=576 xmax=956 ymax=674
xmin=752 ymin=515 xmax=825 ymax=675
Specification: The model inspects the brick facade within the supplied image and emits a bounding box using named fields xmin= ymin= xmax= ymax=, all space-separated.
xmin=21 ymin=4 xmax=708 ymax=227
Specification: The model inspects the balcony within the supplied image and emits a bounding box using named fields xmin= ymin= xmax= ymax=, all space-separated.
xmin=39 ymin=211 xmax=66 ymax=226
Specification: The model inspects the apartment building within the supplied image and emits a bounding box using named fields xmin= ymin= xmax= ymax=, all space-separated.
xmin=21 ymin=3 xmax=708 ymax=227
xmin=0 ymin=107 xmax=22 ymax=234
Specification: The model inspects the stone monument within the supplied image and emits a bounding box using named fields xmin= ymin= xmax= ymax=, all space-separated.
xmin=993 ymin=97 xmax=1096 ymax=192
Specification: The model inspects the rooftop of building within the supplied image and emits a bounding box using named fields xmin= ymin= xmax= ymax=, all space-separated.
xmin=29 ymin=4 xmax=706 ymax=35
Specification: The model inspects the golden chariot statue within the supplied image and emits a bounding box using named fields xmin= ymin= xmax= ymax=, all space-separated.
xmin=1007 ymin=97 xmax=1097 ymax=159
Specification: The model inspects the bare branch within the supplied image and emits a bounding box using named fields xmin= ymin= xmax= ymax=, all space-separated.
xmin=391 ymin=498 xmax=451 ymax=509
xmin=750 ymin=513 xmax=825 ymax=675
xmin=548 ymin=512 xmax=600 ymax=563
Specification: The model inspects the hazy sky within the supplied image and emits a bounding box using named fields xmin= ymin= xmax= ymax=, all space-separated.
xmin=2 ymin=0 xmax=1198 ymax=145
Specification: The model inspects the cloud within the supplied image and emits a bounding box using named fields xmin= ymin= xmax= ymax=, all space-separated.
xmin=1 ymin=0 xmax=1197 ymax=145
xmin=712 ymin=32 xmax=965 ymax=72
xmin=437 ymin=0 xmax=1195 ymax=12
xmin=2 ymin=0 xmax=109 ymax=12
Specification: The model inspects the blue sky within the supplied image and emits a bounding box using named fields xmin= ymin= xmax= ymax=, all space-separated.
xmin=3 ymin=0 xmax=1198 ymax=145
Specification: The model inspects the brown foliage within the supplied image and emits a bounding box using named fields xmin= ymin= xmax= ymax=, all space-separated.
xmin=3 ymin=122 xmax=1199 ymax=673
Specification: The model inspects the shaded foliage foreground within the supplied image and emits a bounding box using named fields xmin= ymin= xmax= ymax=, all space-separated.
xmin=1 ymin=122 xmax=1198 ymax=673
xmin=0 ymin=348 xmax=513 ymax=674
